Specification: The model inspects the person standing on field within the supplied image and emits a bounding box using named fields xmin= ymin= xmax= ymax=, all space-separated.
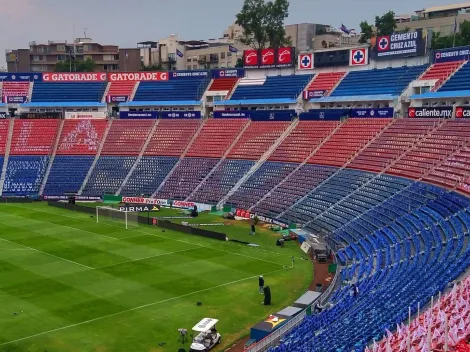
xmin=259 ymin=275 xmax=265 ymax=294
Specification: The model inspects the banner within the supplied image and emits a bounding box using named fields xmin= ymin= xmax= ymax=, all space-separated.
xmin=298 ymin=53 xmax=314 ymax=70
xmin=408 ymin=107 xmax=452 ymax=118
xmin=299 ymin=109 xmax=348 ymax=121
xmin=107 ymin=95 xmax=128 ymax=103
xmin=213 ymin=111 xmax=250 ymax=118
xmin=349 ymin=48 xmax=369 ymax=66
xmin=349 ymin=107 xmax=394 ymax=118
xmin=4 ymin=96 xmax=27 ymax=103
xmin=64 ymin=111 xmax=107 ymax=119
xmin=244 ymin=49 xmax=259 ymax=67
xmin=107 ymin=72 xmax=168 ymax=82
xmin=160 ymin=111 xmax=201 ymax=119
xmin=172 ymin=200 xmax=196 ymax=209
xmin=455 ymin=107 xmax=470 ymax=118
xmin=433 ymin=46 xmax=470 ymax=63
xmin=243 ymin=47 xmax=295 ymax=69
xmin=313 ymin=49 xmax=350 ymax=68
xmin=250 ymin=110 xmax=294 ymax=121
xmin=169 ymin=70 xmax=209 ymax=80
xmin=374 ymin=30 xmax=425 ymax=59
xmin=122 ymin=197 xmax=169 ymax=206
xmin=42 ymin=72 xmax=107 ymax=82
xmin=118 ymin=205 xmax=160 ymax=212
xmin=0 ymin=113 xmax=6 ymax=119
xmin=119 ymin=111 xmax=159 ymax=119
xmin=0 ymin=73 xmax=42 ymax=82
xmin=303 ymin=90 xmax=327 ymax=100
xmin=235 ymin=209 xmax=287 ymax=228
xmin=43 ymin=195 xmax=101 ymax=201
xmin=211 ymin=69 xmax=245 ymax=78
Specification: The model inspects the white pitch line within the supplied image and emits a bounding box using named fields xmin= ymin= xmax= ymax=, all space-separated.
xmin=0 ymin=267 xmax=289 ymax=346
xmin=0 ymin=248 xmax=34 ymax=251
xmin=93 ymin=247 xmax=200 ymax=269
xmin=10 ymin=205 xmax=289 ymax=269
xmin=0 ymin=237 xmax=93 ymax=270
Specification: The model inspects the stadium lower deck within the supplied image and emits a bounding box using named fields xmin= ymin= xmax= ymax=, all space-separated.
xmin=1 ymin=115 xmax=470 ymax=351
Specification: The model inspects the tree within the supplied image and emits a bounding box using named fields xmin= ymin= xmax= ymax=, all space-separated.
xmin=54 ymin=57 xmax=96 ymax=72
xmin=235 ymin=0 xmax=290 ymax=49
xmin=375 ymin=10 xmax=397 ymax=36
xmin=359 ymin=21 xmax=374 ymax=44
xmin=431 ymin=20 xmax=470 ymax=49
xmin=140 ymin=63 xmax=163 ymax=71
xmin=235 ymin=58 xmax=244 ymax=67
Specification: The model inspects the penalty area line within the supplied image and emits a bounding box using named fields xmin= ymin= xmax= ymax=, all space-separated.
xmin=0 ymin=266 xmax=290 ymax=346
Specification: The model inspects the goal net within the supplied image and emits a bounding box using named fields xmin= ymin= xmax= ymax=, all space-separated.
xmin=96 ymin=206 xmax=139 ymax=229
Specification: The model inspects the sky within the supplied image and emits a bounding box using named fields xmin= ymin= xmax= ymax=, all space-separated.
xmin=0 ymin=0 xmax=463 ymax=68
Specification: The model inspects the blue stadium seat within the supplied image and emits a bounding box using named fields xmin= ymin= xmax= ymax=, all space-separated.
xmin=120 ymin=157 xmax=178 ymax=196
xmin=439 ymin=61 xmax=470 ymax=91
xmin=331 ymin=65 xmax=426 ymax=96
xmin=82 ymin=156 xmax=136 ymax=196
xmin=2 ymin=156 xmax=49 ymax=196
xmin=133 ymin=78 xmax=209 ymax=101
xmin=43 ymin=156 xmax=94 ymax=195
xmin=230 ymin=75 xmax=312 ymax=100
xmin=31 ymin=82 xmax=107 ymax=102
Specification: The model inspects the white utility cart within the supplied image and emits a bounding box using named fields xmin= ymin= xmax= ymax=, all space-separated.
xmin=189 ymin=318 xmax=221 ymax=352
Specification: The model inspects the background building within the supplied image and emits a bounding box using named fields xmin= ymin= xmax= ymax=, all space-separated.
xmin=6 ymin=37 xmax=140 ymax=72
xmin=395 ymin=2 xmax=470 ymax=36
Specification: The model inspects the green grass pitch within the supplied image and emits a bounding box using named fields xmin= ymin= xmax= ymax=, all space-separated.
xmin=0 ymin=203 xmax=312 ymax=352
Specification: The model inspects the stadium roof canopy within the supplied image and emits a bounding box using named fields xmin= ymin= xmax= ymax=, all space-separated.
xmin=410 ymin=90 xmax=470 ymax=99
xmin=315 ymin=94 xmax=397 ymax=103
xmin=120 ymin=100 xmax=201 ymax=107
xmin=422 ymin=2 xmax=470 ymax=13
xmin=213 ymin=98 xmax=298 ymax=106
xmin=20 ymin=102 xmax=106 ymax=107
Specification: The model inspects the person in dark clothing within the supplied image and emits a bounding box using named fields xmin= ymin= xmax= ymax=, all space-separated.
xmin=259 ymin=275 xmax=264 ymax=294
xmin=351 ymin=283 xmax=359 ymax=297
xmin=314 ymin=302 xmax=323 ymax=313
xmin=250 ymin=224 xmax=256 ymax=235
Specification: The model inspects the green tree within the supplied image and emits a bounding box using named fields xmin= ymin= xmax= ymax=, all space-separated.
xmin=358 ymin=21 xmax=374 ymax=44
xmin=54 ymin=57 xmax=96 ymax=72
xmin=375 ymin=10 xmax=397 ymax=36
xmin=235 ymin=58 xmax=244 ymax=67
xmin=140 ymin=63 xmax=164 ymax=71
xmin=236 ymin=0 xmax=290 ymax=49
xmin=430 ymin=20 xmax=470 ymax=49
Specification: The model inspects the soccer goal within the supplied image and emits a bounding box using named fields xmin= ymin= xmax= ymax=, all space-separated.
xmin=96 ymin=206 xmax=139 ymax=229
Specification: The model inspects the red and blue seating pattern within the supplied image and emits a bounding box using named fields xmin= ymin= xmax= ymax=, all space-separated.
xmin=3 ymin=59 xmax=470 ymax=351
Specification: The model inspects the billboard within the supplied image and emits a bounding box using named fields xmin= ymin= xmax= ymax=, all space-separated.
xmin=349 ymin=48 xmax=369 ymax=66
xmin=0 ymin=112 xmax=6 ymax=119
xmin=299 ymin=109 xmax=349 ymax=121
xmin=244 ymin=49 xmax=259 ymax=67
xmin=107 ymin=95 xmax=128 ymax=103
xmin=64 ymin=112 xmax=107 ymax=119
xmin=211 ymin=69 xmax=245 ymax=78
xmin=298 ymin=53 xmax=314 ymax=70
xmin=4 ymin=96 xmax=27 ymax=103
xmin=0 ymin=73 xmax=42 ymax=82
xmin=122 ymin=197 xmax=169 ymax=206
xmin=349 ymin=107 xmax=394 ymax=118
xmin=213 ymin=111 xmax=250 ymax=118
xmin=314 ymin=49 xmax=350 ymax=68
xmin=42 ymin=72 xmax=107 ymax=82
xmin=160 ymin=111 xmax=201 ymax=119
xmin=250 ymin=110 xmax=294 ymax=121
xmin=169 ymin=70 xmax=209 ymax=80
xmin=107 ymin=72 xmax=168 ymax=82
xmin=374 ymin=30 xmax=425 ymax=59
xmin=303 ymin=90 xmax=328 ymax=100
xmin=433 ymin=46 xmax=470 ymax=63
xmin=243 ymin=47 xmax=295 ymax=69
xmin=118 ymin=205 xmax=160 ymax=212
xmin=455 ymin=107 xmax=470 ymax=118
xmin=119 ymin=111 xmax=159 ymax=119
xmin=408 ymin=107 xmax=452 ymax=118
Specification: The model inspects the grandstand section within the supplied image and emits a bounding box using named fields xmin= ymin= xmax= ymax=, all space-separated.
xmin=100 ymin=119 xmax=155 ymax=155
xmin=304 ymin=72 xmax=345 ymax=95
xmin=1 ymin=82 xmax=30 ymax=99
xmin=106 ymin=81 xmax=136 ymax=100
xmin=31 ymin=82 xmax=107 ymax=102
xmin=230 ymin=75 xmax=312 ymax=101
xmin=419 ymin=61 xmax=464 ymax=89
xmin=208 ymin=77 xmax=238 ymax=91
xmin=330 ymin=65 xmax=426 ymax=97
xmin=439 ymin=61 xmax=470 ymax=91
xmin=308 ymin=118 xmax=391 ymax=167
xmin=9 ymin=119 xmax=60 ymax=155
xmin=55 ymin=119 xmax=108 ymax=155
xmin=43 ymin=156 xmax=94 ymax=195
xmin=0 ymin=119 xmax=9 ymax=155
xmin=2 ymin=155 xmax=49 ymax=196
xmin=133 ymin=76 xmax=209 ymax=102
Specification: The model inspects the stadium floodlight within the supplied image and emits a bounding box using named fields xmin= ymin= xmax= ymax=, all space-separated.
xmin=95 ymin=206 xmax=139 ymax=230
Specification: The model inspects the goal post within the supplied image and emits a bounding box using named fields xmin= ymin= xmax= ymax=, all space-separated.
xmin=96 ymin=206 xmax=139 ymax=229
